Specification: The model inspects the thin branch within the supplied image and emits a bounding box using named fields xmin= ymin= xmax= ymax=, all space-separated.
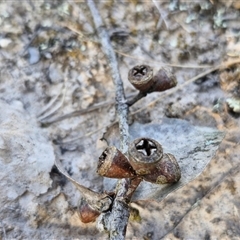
xmin=39 ymin=93 xmax=136 ymax=125
xmin=61 ymin=20 xmax=211 ymax=69
xmin=38 ymin=78 xmax=67 ymax=121
xmin=19 ymin=25 xmax=39 ymax=57
xmin=40 ymin=100 xmax=113 ymax=124
xmin=127 ymin=91 xmax=147 ymax=106
xmin=87 ymin=0 xmax=133 ymax=239
xmin=37 ymin=92 xmax=62 ymax=119
xmin=152 ymin=0 xmax=169 ymax=29
xmin=114 ymin=49 xmax=211 ymax=68
xmin=40 ymin=58 xmax=240 ymax=126
xmin=56 ymin=58 xmax=240 ymax=144
xmin=132 ymin=58 xmax=240 ymax=115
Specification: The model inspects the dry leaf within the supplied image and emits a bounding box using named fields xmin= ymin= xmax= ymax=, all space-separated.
xmin=102 ymin=118 xmax=224 ymax=202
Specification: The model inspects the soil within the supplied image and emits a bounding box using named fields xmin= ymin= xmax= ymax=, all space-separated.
xmin=0 ymin=1 xmax=240 ymax=240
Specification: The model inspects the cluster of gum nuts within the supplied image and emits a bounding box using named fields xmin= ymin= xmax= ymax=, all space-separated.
xmin=79 ymin=65 xmax=180 ymax=223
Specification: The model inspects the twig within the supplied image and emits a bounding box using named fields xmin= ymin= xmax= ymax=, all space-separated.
xmin=49 ymin=59 xmax=240 ymax=127
xmin=39 ymin=93 xmax=136 ymax=125
xmin=37 ymin=92 xmax=62 ymax=119
xmin=87 ymin=4 xmax=130 ymax=239
xmin=115 ymin=49 xmax=211 ymax=68
xmin=86 ymin=0 xmax=129 ymax=160
xmin=61 ymin=20 xmax=211 ymax=69
xmin=57 ymin=58 xmax=240 ymax=144
xmin=87 ymin=0 xmax=134 ymax=239
xmin=152 ymin=0 xmax=169 ymax=29
xmin=127 ymin=91 xmax=147 ymax=106
xmin=40 ymin=100 xmax=113 ymax=124
xmin=57 ymin=125 xmax=104 ymax=144
xmin=38 ymin=78 xmax=67 ymax=121
xmin=132 ymin=58 xmax=240 ymax=115
xmin=19 ymin=27 xmax=39 ymax=57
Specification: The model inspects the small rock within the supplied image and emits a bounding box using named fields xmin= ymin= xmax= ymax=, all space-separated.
xmin=43 ymin=52 xmax=52 ymax=59
xmin=48 ymin=63 xmax=63 ymax=84
xmin=226 ymin=97 xmax=240 ymax=113
xmin=28 ymin=47 xmax=40 ymax=64
xmin=0 ymin=38 xmax=12 ymax=48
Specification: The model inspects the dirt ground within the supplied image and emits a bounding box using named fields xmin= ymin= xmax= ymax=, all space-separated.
xmin=0 ymin=1 xmax=240 ymax=239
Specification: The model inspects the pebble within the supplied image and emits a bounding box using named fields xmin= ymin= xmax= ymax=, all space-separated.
xmin=226 ymin=97 xmax=240 ymax=113
xmin=28 ymin=47 xmax=40 ymax=65
xmin=48 ymin=63 xmax=63 ymax=83
xmin=0 ymin=38 xmax=12 ymax=48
